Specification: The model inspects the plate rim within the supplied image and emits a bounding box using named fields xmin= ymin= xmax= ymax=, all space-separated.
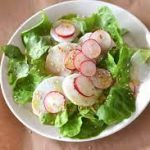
xmin=1 ymin=0 xmax=150 ymax=142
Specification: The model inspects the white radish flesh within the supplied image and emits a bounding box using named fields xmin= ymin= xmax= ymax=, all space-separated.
xmin=55 ymin=22 xmax=75 ymax=38
xmin=64 ymin=49 xmax=80 ymax=70
xmin=44 ymin=91 xmax=65 ymax=113
xmin=51 ymin=29 xmax=77 ymax=42
xmin=45 ymin=43 xmax=78 ymax=76
xmin=80 ymin=60 xmax=96 ymax=77
xmin=62 ymin=74 xmax=101 ymax=106
xmin=74 ymin=52 xmax=90 ymax=70
xmin=74 ymin=75 xmax=95 ymax=97
xmin=82 ymin=39 xmax=101 ymax=59
xmin=32 ymin=77 xmax=64 ymax=116
xmin=91 ymin=68 xmax=113 ymax=89
xmin=90 ymin=30 xmax=112 ymax=51
xmin=79 ymin=32 xmax=92 ymax=43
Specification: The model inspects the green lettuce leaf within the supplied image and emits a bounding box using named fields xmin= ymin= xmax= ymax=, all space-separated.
xmin=39 ymin=113 xmax=56 ymax=125
xmin=23 ymin=33 xmax=50 ymax=60
xmin=74 ymin=118 xmax=106 ymax=139
xmin=0 ymin=45 xmax=24 ymax=60
xmin=96 ymin=7 xmax=123 ymax=46
xmin=8 ymin=59 xmax=29 ymax=86
xmin=79 ymin=107 xmax=98 ymax=124
xmin=60 ymin=14 xmax=77 ymax=20
xmin=114 ymin=45 xmax=133 ymax=86
xmin=59 ymin=115 xmax=82 ymax=137
xmin=97 ymin=86 xmax=135 ymax=125
xmin=105 ymin=52 xmax=117 ymax=77
xmin=98 ymin=45 xmax=133 ymax=86
xmin=13 ymin=67 xmax=45 ymax=104
xmin=21 ymin=12 xmax=51 ymax=37
xmin=55 ymin=109 xmax=68 ymax=127
xmin=66 ymin=102 xmax=78 ymax=117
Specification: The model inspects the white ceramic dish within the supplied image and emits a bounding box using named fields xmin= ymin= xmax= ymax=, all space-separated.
xmin=1 ymin=0 xmax=150 ymax=142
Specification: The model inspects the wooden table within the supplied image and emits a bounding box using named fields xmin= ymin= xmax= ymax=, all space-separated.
xmin=0 ymin=0 xmax=150 ymax=149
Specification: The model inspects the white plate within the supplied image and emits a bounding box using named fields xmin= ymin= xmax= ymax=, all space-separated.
xmin=1 ymin=0 xmax=150 ymax=142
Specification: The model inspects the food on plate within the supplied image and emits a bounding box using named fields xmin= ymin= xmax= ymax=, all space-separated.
xmin=2 ymin=6 xmax=149 ymax=139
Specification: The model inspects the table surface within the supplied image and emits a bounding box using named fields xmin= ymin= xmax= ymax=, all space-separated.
xmin=0 ymin=0 xmax=150 ymax=150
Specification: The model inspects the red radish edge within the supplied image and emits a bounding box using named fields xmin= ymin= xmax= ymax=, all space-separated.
xmin=55 ymin=22 xmax=75 ymax=38
xmin=81 ymin=39 xmax=101 ymax=59
xmin=64 ymin=50 xmax=81 ymax=70
xmin=73 ymin=52 xmax=90 ymax=71
xmin=80 ymin=60 xmax=96 ymax=77
xmin=44 ymin=91 xmax=66 ymax=113
xmin=74 ymin=76 xmax=93 ymax=97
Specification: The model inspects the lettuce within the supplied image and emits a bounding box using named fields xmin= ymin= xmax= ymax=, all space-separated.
xmin=114 ymin=45 xmax=133 ymax=86
xmin=96 ymin=7 xmax=123 ymax=46
xmin=13 ymin=71 xmax=44 ymax=104
xmin=99 ymin=45 xmax=133 ymax=86
xmin=39 ymin=113 xmax=56 ymax=125
xmin=69 ymin=6 xmax=124 ymax=47
xmin=8 ymin=60 xmax=29 ymax=86
xmin=59 ymin=107 xmax=106 ymax=138
xmin=23 ymin=33 xmax=50 ymax=60
xmin=60 ymin=115 xmax=82 ymax=137
xmin=74 ymin=118 xmax=106 ymax=139
xmin=22 ymin=12 xmax=52 ymax=60
xmin=60 ymin=14 xmax=77 ymax=20
xmin=97 ymin=86 xmax=135 ymax=125
xmin=0 ymin=45 xmax=24 ymax=60
xmin=21 ymin=12 xmax=51 ymax=37
xmin=55 ymin=109 xmax=68 ymax=127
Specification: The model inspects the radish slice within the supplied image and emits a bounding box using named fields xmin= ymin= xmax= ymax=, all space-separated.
xmin=64 ymin=49 xmax=80 ymax=70
xmin=44 ymin=91 xmax=65 ymax=113
xmin=32 ymin=77 xmax=64 ymax=116
xmin=45 ymin=43 xmax=78 ymax=76
xmin=74 ymin=52 xmax=90 ymax=70
xmin=80 ymin=60 xmax=96 ymax=77
xmin=55 ymin=22 xmax=75 ymax=38
xmin=82 ymin=39 xmax=101 ymax=59
xmin=50 ymin=20 xmax=79 ymax=43
xmin=91 ymin=68 xmax=113 ymax=89
xmin=90 ymin=30 xmax=112 ymax=51
xmin=79 ymin=32 xmax=92 ymax=43
xmin=74 ymin=75 xmax=95 ymax=97
xmin=62 ymin=73 xmax=101 ymax=106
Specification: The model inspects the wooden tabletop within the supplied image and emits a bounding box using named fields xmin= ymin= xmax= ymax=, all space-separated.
xmin=0 ymin=0 xmax=150 ymax=150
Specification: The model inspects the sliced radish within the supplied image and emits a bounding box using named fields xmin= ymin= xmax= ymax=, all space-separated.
xmin=74 ymin=75 xmax=95 ymax=97
xmin=82 ymin=39 xmax=101 ymax=59
xmin=91 ymin=68 xmax=113 ymax=89
xmin=90 ymin=30 xmax=112 ymax=51
xmin=80 ymin=60 xmax=96 ymax=77
xmin=44 ymin=91 xmax=65 ymax=113
xmin=45 ymin=43 xmax=78 ymax=76
xmin=62 ymin=73 xmax=101 ymax=106
xmin=50 ymin=20 xmax=79 ymax=42
xmin=73 ymin=52 xmax=90 ymax=70
xmin=64 ymin=49 xmax=80 ymax=70
xmin=55 ymin=22 xmax=75 ymax=38
xmin=79 ymin=32 xmax=92 ymax=43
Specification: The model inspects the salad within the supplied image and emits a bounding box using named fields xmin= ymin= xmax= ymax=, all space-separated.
xmin=1 ymin=6 xmax=150 ymax=139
